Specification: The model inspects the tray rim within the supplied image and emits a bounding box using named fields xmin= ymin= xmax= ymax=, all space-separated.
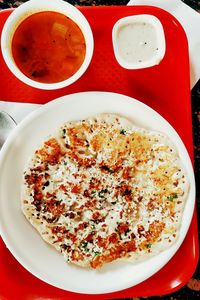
xmin=0 ymin=5 xmax=199 ymax=298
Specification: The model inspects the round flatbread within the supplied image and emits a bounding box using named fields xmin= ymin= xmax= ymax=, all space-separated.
xmin=21 ymin=113 xmax=189 ymax=268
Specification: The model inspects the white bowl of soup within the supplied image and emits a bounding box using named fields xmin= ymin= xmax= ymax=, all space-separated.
xmin=1 ymin=0 xmax=94 ymax=90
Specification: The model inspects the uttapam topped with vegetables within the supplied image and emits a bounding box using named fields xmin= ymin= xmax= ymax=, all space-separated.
xmin=21 ymin=114 xmax=189 ymax=269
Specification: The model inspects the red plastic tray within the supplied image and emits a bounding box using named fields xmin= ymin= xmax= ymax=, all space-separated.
xmin=0 ymin=6 xmax=198 ymax=299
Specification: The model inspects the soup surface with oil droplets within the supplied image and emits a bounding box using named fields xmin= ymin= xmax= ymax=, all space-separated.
xmin=12 ymin=11 xmax=86 ymax=83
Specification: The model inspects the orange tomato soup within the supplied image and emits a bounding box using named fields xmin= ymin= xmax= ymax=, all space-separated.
xmin=12 ymin=11 xmax=86 ymax=83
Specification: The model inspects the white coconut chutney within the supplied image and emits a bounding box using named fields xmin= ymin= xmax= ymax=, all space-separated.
xmin=112 ymin=15 xmax=166 ymax=69
xmin=116 ymin=22 xmax=159 ymax=64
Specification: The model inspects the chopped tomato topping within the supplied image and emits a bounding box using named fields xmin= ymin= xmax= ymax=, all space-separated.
xmin=117 ymin=223 xmax=130 ymax=234
xmin=77 ymin=222 xmax=88 ymax=230
xmin=108 ymin=232 xmax=118 ymax=244
xmin=52 ymin=226 xmax=67 ymax=234
xmin=122 ymin=167 xmax=134 ymax=179
xmin=85 ymin=233 xmax=93 ymax=243
xmin=90 ymin=240 xmax=136 ymax=269
xmin=145 ymin=220 xmax=165 ymax=242
xmin=45 ymin=199 xmax=65 ymax=217
xmin=25 ymin=173 xmax=43 ymax=185
xmin=36 ymin=138 xmax=65 ymax=165
xmin=71 ymin=250 xmax=84 ymax=262
xmin=71 ymin=185 xmax=81 ymax=194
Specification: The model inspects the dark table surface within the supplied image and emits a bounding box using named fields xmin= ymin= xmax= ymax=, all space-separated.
xmin=0 ymin=0 xmax=199 ymax=299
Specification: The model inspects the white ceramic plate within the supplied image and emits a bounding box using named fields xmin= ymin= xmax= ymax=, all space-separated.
xmin=0 ymin=92 xmax=195 ymax=294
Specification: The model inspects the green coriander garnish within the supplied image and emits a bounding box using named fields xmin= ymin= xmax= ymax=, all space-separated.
xmin=111 ymin=201 xmax=117 ymax=205
xmin=100 ymin=165 xmax=113 ymax=173
xmin=167 ymin=194 xmax=178 ymax=201
xmin=98 ymin=189 xmax=108 ymax=198
xmin=81 ymin=241 xmax=88 ymax=249
xmin=93 ymin=251 xmax=101 ymax=257
xmin=120 ymin=129 xmax=126 ymax=135
xmin=146 ymin=243 xmax=152 ymax=249
xmin=92 ymin=223 xmax=96 ymax=230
